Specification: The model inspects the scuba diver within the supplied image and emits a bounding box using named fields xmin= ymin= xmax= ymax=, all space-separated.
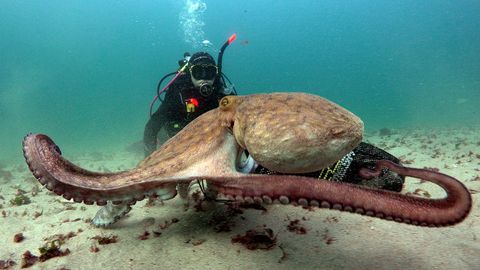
xmin=143 ymin=50 xmax=236 ymax=156
xmin=144 ymin=35 xmax=238 ymax=156
xmin=143 ymin=34 xmax=404 ymax=193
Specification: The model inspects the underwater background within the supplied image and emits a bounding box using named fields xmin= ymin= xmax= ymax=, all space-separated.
xmin=1 ymin=0 xmax=479 ymax=163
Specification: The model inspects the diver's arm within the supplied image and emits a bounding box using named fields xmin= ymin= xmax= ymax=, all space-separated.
xmin=143 ymin=104 xmax=167 ymax=157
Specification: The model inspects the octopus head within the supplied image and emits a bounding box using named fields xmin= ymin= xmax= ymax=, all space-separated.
xmin=221 ymin=93 xmax=364 ymax=173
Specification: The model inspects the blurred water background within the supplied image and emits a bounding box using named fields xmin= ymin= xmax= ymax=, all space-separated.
xmin=1 ymin=0 xmax=479 ymax=163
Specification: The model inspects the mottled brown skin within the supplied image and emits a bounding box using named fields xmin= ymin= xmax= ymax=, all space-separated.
xmin=22 ymin=92 xmax=471 ymax=227
xmin=219 ymin=93 xmax=364 ymax=173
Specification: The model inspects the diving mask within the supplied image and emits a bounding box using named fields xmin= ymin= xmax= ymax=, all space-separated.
xmin=189 ymin=64 xmax=218 ymax=80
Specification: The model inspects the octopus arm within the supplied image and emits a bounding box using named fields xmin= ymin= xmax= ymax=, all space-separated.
xmin=22 ymin=134 xmax=192 ymax=205
xmin=209 ymin=160 xmax=472 ymax=227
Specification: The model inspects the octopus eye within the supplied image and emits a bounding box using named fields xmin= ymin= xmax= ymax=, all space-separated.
xmin=220 ymin=97 xmax=230 ymax=107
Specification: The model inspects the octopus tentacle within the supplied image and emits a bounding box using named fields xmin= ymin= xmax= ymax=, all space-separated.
xmin=22 ymin=133 xmax=182 ymax=205
xmin=210 ymin=161 xmax=472 ymax=227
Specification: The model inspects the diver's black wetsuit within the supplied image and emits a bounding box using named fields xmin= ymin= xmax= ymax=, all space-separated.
xmin=143 ymin=73 xmax=229 ymax=156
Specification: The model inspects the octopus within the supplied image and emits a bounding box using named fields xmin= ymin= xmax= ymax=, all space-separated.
xmin=22 ymin=93 xmax=472 ymax=228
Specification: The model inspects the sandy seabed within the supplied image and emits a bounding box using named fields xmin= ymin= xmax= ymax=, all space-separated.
xmin=1 ymin=127 xmax=479 ymax=270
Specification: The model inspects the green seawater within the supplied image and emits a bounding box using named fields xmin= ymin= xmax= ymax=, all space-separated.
xmin=1 ymin=0 xmax=479 ymax=164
